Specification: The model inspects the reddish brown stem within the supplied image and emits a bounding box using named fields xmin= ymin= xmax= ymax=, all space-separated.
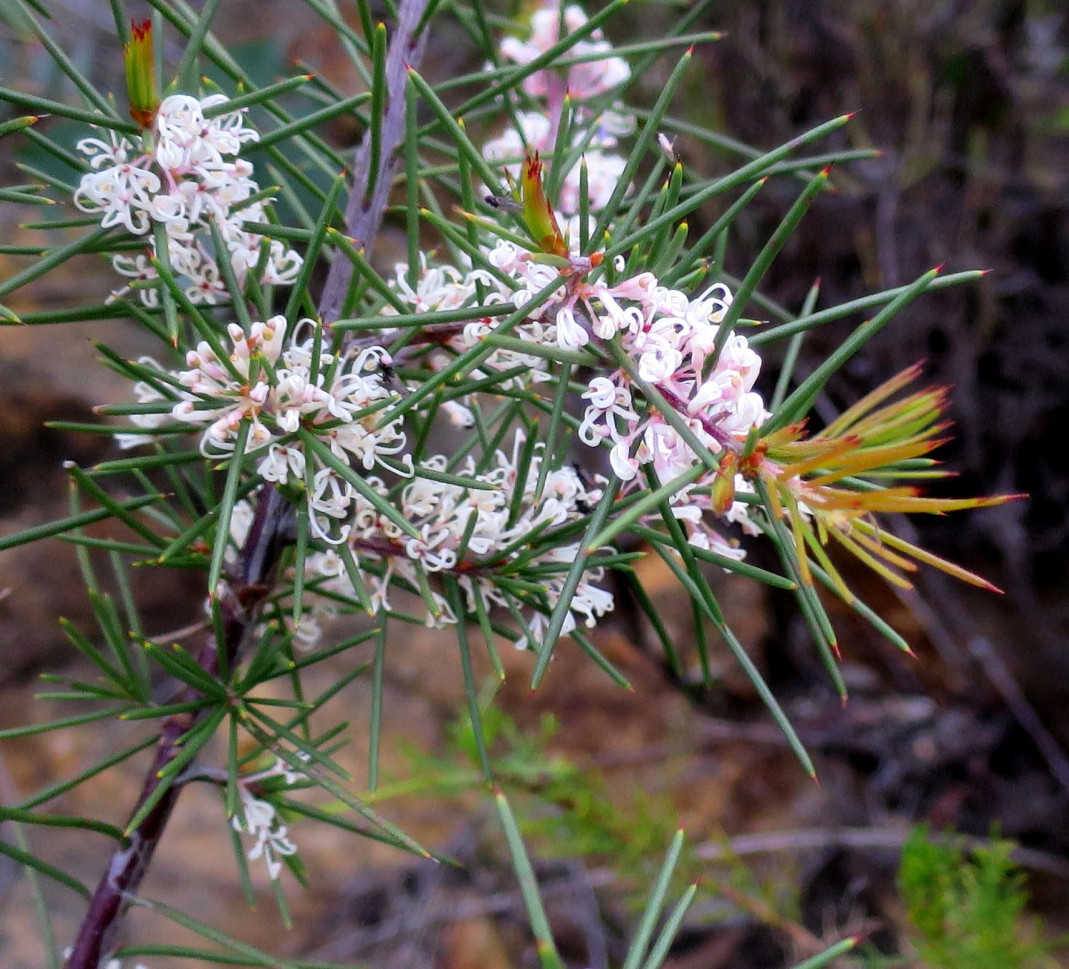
xmin=63 ymin=487 xmax=290 ymax=969
xmin=63 ymin=2 xmax=431 ymax=964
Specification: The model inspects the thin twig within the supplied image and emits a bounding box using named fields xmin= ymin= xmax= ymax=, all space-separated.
xmin=694 ymin=825 xmax=1069 ymax=879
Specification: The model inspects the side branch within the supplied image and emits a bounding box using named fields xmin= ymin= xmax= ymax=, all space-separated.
xmin=63 ymin=488 xmax=291 ymax=969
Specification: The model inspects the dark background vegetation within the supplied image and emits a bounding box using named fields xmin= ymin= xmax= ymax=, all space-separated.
xmin=1 ymin=1 xmax=1068 ymax=966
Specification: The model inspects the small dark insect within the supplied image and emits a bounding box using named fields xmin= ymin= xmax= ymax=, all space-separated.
xmin=484 ymin=194 xmax=524 ymax=215
xmin=571 ymin=462 xmax=598 ymax=514
xmin=379 ymin=358 xmax=404 ymax=394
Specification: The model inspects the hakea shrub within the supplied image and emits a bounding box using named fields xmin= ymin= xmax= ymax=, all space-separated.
xmin=0 ymin=2 xmax=1020 ymax=967
xmin=89 ymin=0 xmax=1009 ymax=872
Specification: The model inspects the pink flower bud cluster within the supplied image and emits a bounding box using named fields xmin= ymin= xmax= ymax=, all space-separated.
xmin=73 ymin=94 xmax=301 ymax=305
xmin=500 ymin=4 xmax=631 ymax=100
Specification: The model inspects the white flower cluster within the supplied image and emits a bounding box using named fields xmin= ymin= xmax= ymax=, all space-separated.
xmin=484 ymin=3 xmax=632 ymax=213
xmin=390 ymin=236 xmax=764 ymax=556
xmin=570 ymin=273 xmax=765 ymax=473
xmin=106 ymin=1 xmax=761 ymax=653
xmin=74 ymin=94 xmax=301 ymax=305
xmin=230 ymin=754 xmax=308 ymax=880
xmin=124 ymin=315 xmax=406 ymax=540
xmin=387 ymin=217 xmax=606 ymax=407
xmin=309 ymin=436 xmax=613 ymax=646
xmin=385 ymin=249 xmax=563 ymax=427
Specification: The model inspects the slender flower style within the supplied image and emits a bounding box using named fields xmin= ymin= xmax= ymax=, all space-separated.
xmin=73 ymin=93 xmax=301 ymax=305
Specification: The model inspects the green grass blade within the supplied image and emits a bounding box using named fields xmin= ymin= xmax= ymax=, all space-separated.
xmin=622 ymin=829 xmax=686 ymax=969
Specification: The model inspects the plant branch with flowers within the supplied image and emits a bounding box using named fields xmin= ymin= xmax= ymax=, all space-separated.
xmin=0 ymin=2 xmax=1019 ymax=968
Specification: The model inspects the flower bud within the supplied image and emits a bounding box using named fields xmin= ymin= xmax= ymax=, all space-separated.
xmin=124 ymin=20 xmax=159 ymax=130
xmin=520 ymin=151 xmax=568 ymax=258
xmin=711 ymin=452 xmax=738 ymax=515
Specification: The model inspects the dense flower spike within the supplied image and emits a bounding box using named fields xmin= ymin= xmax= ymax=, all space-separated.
xmin=390 ymin=223 xmax=760 ymax=555
xmin=74 ymin=93 xmax=301 ymax=305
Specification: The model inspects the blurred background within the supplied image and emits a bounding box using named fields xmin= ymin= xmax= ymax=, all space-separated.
xmin=1 ymin=1 xmax=1068 ymax=966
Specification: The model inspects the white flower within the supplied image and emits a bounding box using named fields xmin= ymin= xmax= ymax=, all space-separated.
xmin=74 ymin=93 xmax=301 ymax=306
xmin=554 ymin=304 xmax=590 ymax=349
xmin=232 ymin=789 xmax=298 ymax=881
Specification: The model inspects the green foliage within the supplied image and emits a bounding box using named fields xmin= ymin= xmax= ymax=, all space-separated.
xmin=897 ymin=826 xmax=1053 ymax=969
xmin=398 ymin=701 xmax=689 ymax=886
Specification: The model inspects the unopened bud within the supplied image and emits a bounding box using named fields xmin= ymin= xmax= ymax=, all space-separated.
xmin=124 ymin=20 xmax=159 ymax=130
xmin=712 ymin=452 xmax=738 ymax=515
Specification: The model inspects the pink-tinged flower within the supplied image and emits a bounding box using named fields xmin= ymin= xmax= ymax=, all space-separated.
xmin=74 ymin=91 xmax=301 ymax=306
xmin=500 ymin=4 xmax=630 ymax=101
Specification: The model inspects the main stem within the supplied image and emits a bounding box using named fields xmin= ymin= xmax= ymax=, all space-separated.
xmin=63 ymin=3 xmax=429 ymax=965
